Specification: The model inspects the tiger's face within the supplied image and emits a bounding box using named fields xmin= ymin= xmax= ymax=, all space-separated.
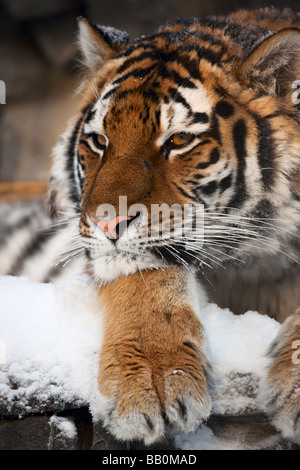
xmin=51 ymin=17 xmax=300 ymax=284
xmin=78 ymin=53 xmax=249 ymax=282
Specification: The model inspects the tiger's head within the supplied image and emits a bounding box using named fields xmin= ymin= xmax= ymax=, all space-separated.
xmin=50 ymin=13 xmax=300 ymax=284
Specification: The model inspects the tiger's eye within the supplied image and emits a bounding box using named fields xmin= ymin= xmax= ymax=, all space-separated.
xmin=171 ymin=133 xmax=194 ymax=147
xmin=92 ymin=133 xmax=106 ymax=149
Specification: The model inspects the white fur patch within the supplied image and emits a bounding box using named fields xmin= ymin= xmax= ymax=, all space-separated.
xmin=90 ymin=249 xmax=166 ymax=284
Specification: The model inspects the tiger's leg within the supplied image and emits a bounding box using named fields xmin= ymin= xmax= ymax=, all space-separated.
xmin=264 ymin=308 xmax=300 ymax=444
xmin=93 ymin=267 xmax=212 ymax=445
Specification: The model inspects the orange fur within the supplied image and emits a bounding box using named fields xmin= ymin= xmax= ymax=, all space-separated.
xmin=97 ymin=268 xmax=211 ymax=437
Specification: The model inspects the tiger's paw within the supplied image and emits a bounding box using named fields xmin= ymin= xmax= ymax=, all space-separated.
xmin=93 ymin=343 xmax=212 ymax=445
xmin=263 ymin=312 xmax=300 ymax=444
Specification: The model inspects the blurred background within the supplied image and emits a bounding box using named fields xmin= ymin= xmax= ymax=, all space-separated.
xmin=0 ymin=0 xmax=299 ymax=183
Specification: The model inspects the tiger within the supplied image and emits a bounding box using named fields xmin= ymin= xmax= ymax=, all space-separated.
xmin=1 ymin=7 xmax=300 ymax=446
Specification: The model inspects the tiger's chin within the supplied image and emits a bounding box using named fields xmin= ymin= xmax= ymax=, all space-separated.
xmin=89 ymin=249 xmax=167 ymax=284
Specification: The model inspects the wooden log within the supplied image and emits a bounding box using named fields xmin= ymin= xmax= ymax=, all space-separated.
xmin=0 ymin=181 xmax=47 ymax=203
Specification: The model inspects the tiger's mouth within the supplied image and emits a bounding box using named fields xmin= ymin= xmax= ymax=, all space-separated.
xmin=77 ymin=196 xmax=289 ymax=285
xmin=78 ymin=204 xmax=192 ymax=282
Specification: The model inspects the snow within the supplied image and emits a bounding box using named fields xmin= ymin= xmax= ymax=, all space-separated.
xmin=198 ymin=305 xmax=280 ymax=415
xmin=0 ymin=274 xmax=103 ymax=415
xmin=0 ymin=274 xmax=282 ymax=448
xmin=48 ymin=415 xmax=78 ymax=449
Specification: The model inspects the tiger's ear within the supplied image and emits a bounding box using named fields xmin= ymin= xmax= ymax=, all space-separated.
xmin=77 ymin=17 xmax=130 ymax=71
xmin=240 ymin=28 xmax=300 ymax=100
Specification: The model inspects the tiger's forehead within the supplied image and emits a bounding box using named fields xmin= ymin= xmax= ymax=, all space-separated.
xmin=83 ymin=56 xmax=213 ymax=139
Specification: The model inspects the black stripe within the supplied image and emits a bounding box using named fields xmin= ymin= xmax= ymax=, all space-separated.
xmin=215 ymin=100 xmax=234 ymax=119
xmin=8 ymin=227 xmax=55 ymax=276
xmin=229 ymin=119 xmax=247 ymax=208
xmin=117 ymin=50 xmax=161 ymax=74
xmin=196 ymin=147 xmax=220 ymax=169
xmin=85 ymin=109 xmax=96 ymax=123
xmin=169 ymin=70 xmax=197 ymax=89
xmin=263 ymin=112 xmax=281 ymax=119
xmin=76 ymin=156 xmax=84 ymax=193
xmin=219 ymin=173 xmax=232 ymax=192
xmin=143 ymin=413 xmax=154 ymax=431
xmin=117 ymin=41 xmax=154 ymax=59
xmin=177 ymin=400 xmax=187 ymax=420
xmin=180 ymin=57 xmax=202 ymax=80
xmin=194 ymin=173 xmax=205 ymax=179
xmin=102 ymin=87 xmax=116 ymax=101
xmin=187 ymin=29 xmax=223 ymax=46
xmin=157 ymin=63 xmax=197 ymax=89
xmin=214 ymin=85 xmax=231 ymax=98
xmin=197 ymin=161 xmax=210 ymax=170
xmin=112 ymin=64 xmax=157 ymax=86
xmin=252 ymin=114 xmax=275 ymax=190
xmin=209 ymin=147 xmax=220 ymax=164
xmin=155 ymin=109 xmax=161 ymax=127
xmin=200 ymin=180 xmax=218 ymax=196
xmin=195 ymin=46 xmax=222 ymax=64
xmin=0 ymin=214 xmax=34 ymax=248
xmin=192 ymin=112 xmax=209 ymax=124
xmin=209 ymin=112 xmax=221 ymax=143
xmin=66 ymin=116 xmax=84 ymax=204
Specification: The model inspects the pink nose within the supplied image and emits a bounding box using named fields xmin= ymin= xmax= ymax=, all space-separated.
xmin=90 ymin=214 xmax=132 ymax=240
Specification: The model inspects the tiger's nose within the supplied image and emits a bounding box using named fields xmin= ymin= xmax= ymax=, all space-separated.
xmin=90 ymin=214 xmax=137 ymax=240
